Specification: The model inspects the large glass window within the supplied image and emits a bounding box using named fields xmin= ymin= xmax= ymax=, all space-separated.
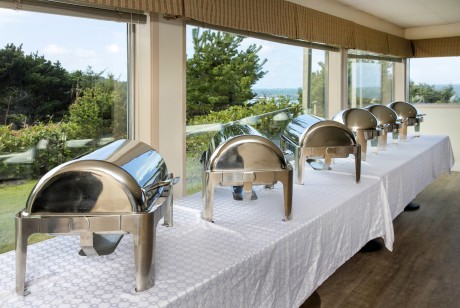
xmin=0 ymin=8 xmax=129 ymax=253
xmin=409 ymin=57 xmax=460 ymax=104
xmin=348 ymin=52 xmax=394 ymax=108
xmin=185 ymin=25 xmax=316 ymax=194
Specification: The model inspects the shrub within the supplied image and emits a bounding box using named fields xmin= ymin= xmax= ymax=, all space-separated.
xmin=0 ymin=122 xmax=71 ymax=178
xmin=185 ymin=97 xmax=302 ymax=194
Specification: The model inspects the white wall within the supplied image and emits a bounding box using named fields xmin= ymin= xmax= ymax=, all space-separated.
xmin=415 ymin=104 xmax=460 ymax=171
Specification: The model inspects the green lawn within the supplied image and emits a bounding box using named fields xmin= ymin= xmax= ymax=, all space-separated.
xmin=0 ymin=180 xmax=51 ymax=254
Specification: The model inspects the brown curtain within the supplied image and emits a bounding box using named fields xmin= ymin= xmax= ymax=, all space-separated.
xmin=296 ymin=6 xmax=354 ymax=49
xmin=412 ymin=36 xmax=460 ymax=57
xmin=77 ymin=0 xmax=183 ymax=15
xmin=79 ymin=0 xmax=460 ymax=59
xmin=353 ymin=24 xmax=389 ymax=55
xmin=183 ymin=0 xmax=297 ymax=39
xmin=387 ymin=34 xmax=412 ymax=58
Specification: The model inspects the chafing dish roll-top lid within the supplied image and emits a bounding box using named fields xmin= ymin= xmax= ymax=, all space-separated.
xmin=280 ymin=114 xmax=360 ymax=184
xmin=365 ymin=104 xmax=401 ymax=131
xmin=283 ymin=114 xmax=357 ymax=148
xmin=25 ymin=139 xmax=170 ymax=215
xmin=204 ymin=124 xmax=288 ymax=172
xmin=201 ymin=123 xmax=293 ymax=222
xmin=16 ymin=139 xmax=177 ymax=295
xmin=332 ymin=108 xmax=379 ymax=132
xmin=332 ymin=108 xmax=380 ymax=161
xmin=387 ymin=101 xmax=424 ymax=123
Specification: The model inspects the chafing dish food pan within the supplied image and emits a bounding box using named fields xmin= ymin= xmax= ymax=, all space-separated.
xmin=201 ymin=124 xmax=293 ymax=222
xmin=333 ymin=108 xmax=381 ymax=160
xmin=280 ymin=114 xmax=361 ymax=185
xmin=365 ymin=104 xmax=401 ymax=149
xmin=15 ymin=139 xmax=179 ymax=295
xmin=388 ymin=101 xmax=424 ymax=141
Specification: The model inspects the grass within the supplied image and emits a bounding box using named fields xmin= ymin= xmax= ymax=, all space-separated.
xmin=0 ymin=180 xmax=51 ymax=254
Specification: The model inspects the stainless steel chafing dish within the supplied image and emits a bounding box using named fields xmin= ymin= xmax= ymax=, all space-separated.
xmin=280 ymin=114 xmax=361 ymax=185
xmin=201 ymin=124 xmax=293 ymax=222
xmin=333 ymin=108 xmax=381 ymax=161
xmin=15 ymin=139 xmax=179 ymax=295
xmin=388 ymin=101 xmax=424 ymax=141
xmin=365 ymin=104 xmax=401 ymax=150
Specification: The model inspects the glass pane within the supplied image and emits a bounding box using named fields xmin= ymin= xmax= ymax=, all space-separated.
xmin=307 ymin=49 xmax=327 ymax=118
xmin=0 ymin=9 xmax=128 ymax=254
xmin=409 ymin=57 xmax=460 ymax=104
xmin=185 ymin=26 xmax=308 ymax=194
xmin=348 ymin=56 xmax=394 ymax=108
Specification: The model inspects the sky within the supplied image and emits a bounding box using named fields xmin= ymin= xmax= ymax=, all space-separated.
xmin=185 ymin=26 xmax=306 ymax=89
xmin=0 ymin=8 xmax=127 ymax=81
xmin=1 ymin=8 xmax=459 ymax=89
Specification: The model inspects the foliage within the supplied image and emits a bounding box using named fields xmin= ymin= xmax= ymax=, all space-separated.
xmin=346 ymin=58 xmax=394 ymax=108
xmin=65 ymin=74 xmax=126 ymax=140
xmin=186 ymin=29 xmax=267 ymax=119
xmin=310 ymin=61 xmax=326 ymax=117
xmin=0 ymin=44 xmax=73 ymax=126
xmin=188 ymin=96 xmax=302 ymax=136
xmin=0 ymin=43 xmax=128 ymax=178
xmin=186 ymin=97 xmax=302 ymax=159
xmin=185 ymin=97 xmax=302 ymax=194
xmin=409 ymin=81 xmax=458 ymax=103
xmin=0 ymin=122 xmax=71 ymax=178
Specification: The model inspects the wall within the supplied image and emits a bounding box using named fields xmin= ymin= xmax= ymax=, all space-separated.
xmin=415 ymin=104 xmax=460 ymax=171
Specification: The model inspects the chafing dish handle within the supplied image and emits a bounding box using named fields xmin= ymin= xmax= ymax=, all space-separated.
xmin=143 ymin=174 xmax=179 ymax=227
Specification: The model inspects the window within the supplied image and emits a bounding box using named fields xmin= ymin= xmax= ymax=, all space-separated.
xmin=0 ymin=8 xmax=129 ymax=253
xmin=348 ymin=52 xmax=394 ymax=108
xmin=409 ymin=57 xmax=460 ymax=104
xmin=304 ymin=49 xmax=327 ymax=118
xmin=185 ymin=25 xmax=309 ymax=194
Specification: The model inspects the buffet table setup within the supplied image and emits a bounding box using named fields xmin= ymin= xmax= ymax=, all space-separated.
xmin=0 ymin=133 xmax=454 ymax=308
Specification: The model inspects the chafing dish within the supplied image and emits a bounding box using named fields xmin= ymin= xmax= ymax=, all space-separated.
xmin=15 ymin=139 xmax=179 ymax=295
xmin=201 ymin=124 xmax=293 ymax=222
xmin=280 ymin=114 xmax=361 ymax=185
xmin=332 ymin=108 xmax=381 ymax=161
xmin=365 ymin=104 xmax=401 ymax=149
xmin=388 ymin=101 xmax=424 ymax=141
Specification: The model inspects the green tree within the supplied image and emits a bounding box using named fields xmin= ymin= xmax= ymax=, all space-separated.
xmin=310 ymin=61 xmax=326 ymax=117
xmin=409 ymin=81 xmax=457 ymax=103
xmin=65 ymin=75 xmax=127 ymax=140
xmin=0 ymin=44 xmax=73 ymax=126
xmin=347 ymin=58 xmax=394 ymax=107
xmin=186 ymin=29 xmax=267 ymax=120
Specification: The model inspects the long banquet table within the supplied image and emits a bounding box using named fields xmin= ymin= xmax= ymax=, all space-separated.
xmin=0 ymin=134 xmax=454 ymax=308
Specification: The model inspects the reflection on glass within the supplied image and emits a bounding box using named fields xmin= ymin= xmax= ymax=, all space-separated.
xmin=348 ymin=55 xmax=394 ymax=108
xmin=0 ymin=9 xmax=128 ymax=254
xmin=185 ymin=25 xmax=306 ymax=194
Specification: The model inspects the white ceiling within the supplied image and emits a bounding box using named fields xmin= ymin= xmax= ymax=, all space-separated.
xmin=333 ymin=0 xmax=460 ymax=28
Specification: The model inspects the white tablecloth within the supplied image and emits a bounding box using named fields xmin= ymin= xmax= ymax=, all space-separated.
xmin=0 ymin=135 xmax=453 ymax=308
xmin=328 ymin=135 xmax=454 ymax=219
